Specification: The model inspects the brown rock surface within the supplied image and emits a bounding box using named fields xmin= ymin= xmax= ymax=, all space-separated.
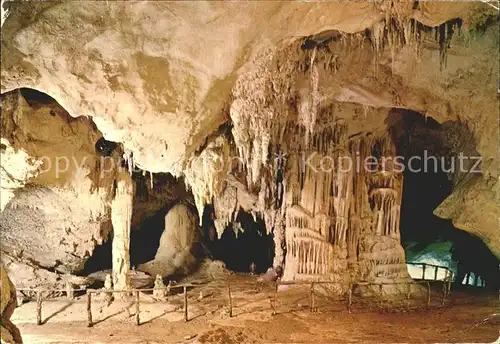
xmin=1 ymin=263 xmax=23 ymax=343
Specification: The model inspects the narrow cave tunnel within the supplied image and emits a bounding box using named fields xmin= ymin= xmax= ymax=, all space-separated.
xmin=390 ymin=110 xmax=499 ymax=289
xmin=203 ymin=208 xmax=275 ymax=274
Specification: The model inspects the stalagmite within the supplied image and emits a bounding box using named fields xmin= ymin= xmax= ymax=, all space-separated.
xmin=137 ymin=203 xmax=198 ymax=277
xmin=111 ymin=170 xmax=134 ymax=293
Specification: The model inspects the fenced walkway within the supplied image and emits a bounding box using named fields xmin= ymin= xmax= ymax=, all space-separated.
xmin=16 ymin=276 xmax=454 ymax=327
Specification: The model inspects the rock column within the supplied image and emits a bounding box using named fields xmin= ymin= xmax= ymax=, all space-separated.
xmin=111 ymin=171 xmax=133 ymax=292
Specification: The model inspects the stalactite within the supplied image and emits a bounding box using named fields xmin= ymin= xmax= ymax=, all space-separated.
xmin=372 ymin=20 xmax=385 ymax=75
xmin=213 ymin=184 xmax=238 ymax=239
xmin=123 ymin=149 xmax=134 ymax=176
xmin=184 ymin=136 xmax=232 ymax=224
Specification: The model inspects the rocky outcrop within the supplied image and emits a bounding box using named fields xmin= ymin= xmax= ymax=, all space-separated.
xmin=435 ymin=175 xmax=500 ymax=258
xmin=1 ymin=263 xmax=23 ymax=344
xmin=0 ymin=90 xmax=118 ymax=273
xmin=2 ymin=253 xmax=64 ymax=290
xmin=139 ymin=203 xmax=198 ymax=277
xmin=0 ymin=90 xmax=188 ymax=286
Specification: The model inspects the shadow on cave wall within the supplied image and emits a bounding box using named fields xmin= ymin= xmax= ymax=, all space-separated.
xmin=387 ymin=109 xmax=499 ymax=288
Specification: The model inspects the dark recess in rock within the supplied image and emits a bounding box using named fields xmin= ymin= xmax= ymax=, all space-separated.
xmin=95 ymin=137 xmax=118 ymax=157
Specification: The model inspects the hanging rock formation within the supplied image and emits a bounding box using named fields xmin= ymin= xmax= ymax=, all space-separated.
xmin=0 ymin=90 xmax=191 ymax=288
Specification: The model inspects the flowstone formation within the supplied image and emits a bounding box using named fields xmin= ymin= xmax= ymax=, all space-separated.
xmin=0 ymin=89 xmax=188 ymax=290
xmin=225 ymin=112 xmax=408 ymax=291
xmin=195 ymin=42 xmax=413 ymax=291
xmin=281 ymin=128 xmax=407 ymax=287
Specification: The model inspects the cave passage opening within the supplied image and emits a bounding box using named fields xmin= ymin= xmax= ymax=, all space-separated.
xmin=81 ymin=172 xmax=179 ymax=276
xmin=80 ymin=211 xmax=168 ymax=276
xmin=82 ymin=208 xmax=191 ymax=283
xmin=390 ymin=109 xmax=499 ymax=288
xmin=204 ymin=209 xmax=275 ymax=274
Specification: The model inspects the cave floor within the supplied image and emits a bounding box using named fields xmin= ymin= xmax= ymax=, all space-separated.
xmin=12 ymin=276 xmax=500 ymax=343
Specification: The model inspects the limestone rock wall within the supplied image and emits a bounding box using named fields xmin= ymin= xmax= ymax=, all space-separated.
xmin=435 ymin=175 xmax=500 ymax=258
xmin=0 ymin=90 xmax=117 ymax=273
xmin=0 ymin=90 xmax=188 ymax=287
xmin=0 ymin=2 xmax=483 ymax=176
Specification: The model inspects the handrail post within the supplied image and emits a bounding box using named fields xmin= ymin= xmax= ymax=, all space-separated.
xmin=441 ymin=279 xmax=446 ymax=306
xmin=86 ymin=291 xmax=93 ymax=327
xmin=272 ymin=279 xmax=279 ymax=316
xmin=426 ymin=282 xmax=431 ymax=311
xmin=422 ymin=264 xmax=426 ymax=280
xmin=447 ymin=272 xmax=452 ymax=297
xmin=36 ymin=291 xmax=43 ymax=325
xmin=434 ymin=266 xmax=438 ymax=281
xmin=227 ymin=280 xmax=233 ymax=318
xmin=183 ymin=286 xmax=188 ymax=322
xmin=310 ymin=283 xmax=315 ymax=313
xmin=347 ymin=285 xmax=352 ymax=314
xmin=135 ymin=291 xmax=140 ymax=326
xmin=379 ymin=284 xmax=383 ymax=309
xmin=406 ymin=285 xmax=411 ymax=311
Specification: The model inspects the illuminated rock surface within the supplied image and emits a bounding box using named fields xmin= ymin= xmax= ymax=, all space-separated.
xmin=0 ymin=2 xmax=498 ymax=293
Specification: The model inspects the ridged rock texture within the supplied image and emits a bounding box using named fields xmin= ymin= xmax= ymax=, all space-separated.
xmin=0 ymin=2 xmax=498 ymax=291
xmin=0 ymin=90 xmax=188 ymax=289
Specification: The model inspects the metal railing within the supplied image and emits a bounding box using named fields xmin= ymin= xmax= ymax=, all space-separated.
xmin=406 ymin=262 xmax=454 ymax=282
